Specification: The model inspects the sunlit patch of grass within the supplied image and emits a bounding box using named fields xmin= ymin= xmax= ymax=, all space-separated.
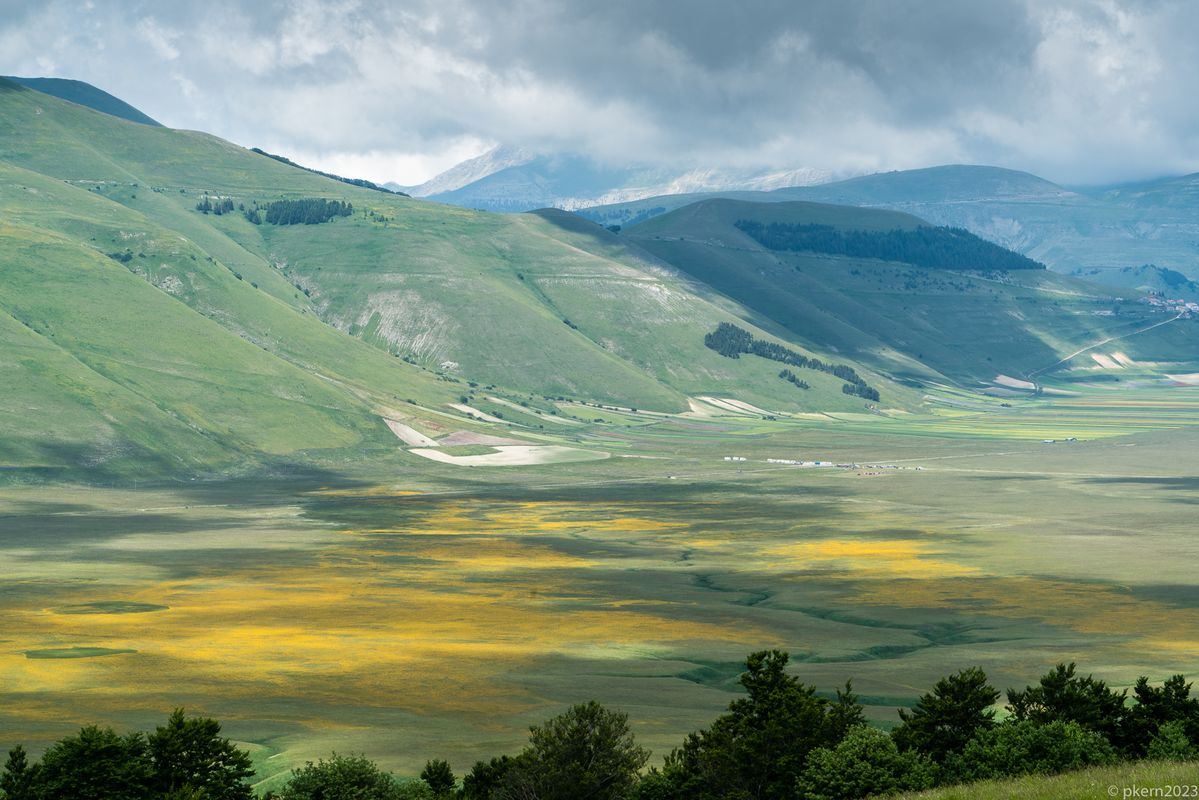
xmin=763 ymin=539 xmax=981 ymax=580
xmin=1 ymin=494 xmax=771 ymax=737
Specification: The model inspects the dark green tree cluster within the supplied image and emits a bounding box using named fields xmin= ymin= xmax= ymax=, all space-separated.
xmin=196 ymin=196 xmax=236 ymax=215
xmin=734 ymin=220 xmax=1045 ymax=271
xmin=779 ymin=369 xmax=810 ymax=390
xmin=704 ymin=323 xmax=880 ymax=401
xmin=887 ymin=662 xmax=1199 ymax=790
xmin=194 ymin=196 xmax=233 ymax=215
xmin=262 ymin=198 xmax=353 ymax=225
xmin=0 ymin=709 xmax=253 ymax=800
xmin=841 ymin=383 xmax=880 ymax=402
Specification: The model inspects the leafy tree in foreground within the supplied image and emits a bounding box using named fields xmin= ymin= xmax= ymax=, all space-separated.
xmin=278 ymin=753 xmax=402 ymax=800
xmin=497 ymin=701 xmax=649 ymax=800
xmin=798 ymin=726 xmax=938 ymax=800
xmin=892 ymin=666 xmax=999 ymax=762
xmin=661 ymin=650 xmax=863 ymax=800
xmin=148 ymin=708 xmax=254 ymax=799
xmin=35 ymin=725 xmax=154 ymax=800
xmin=420 ymin=758 xmax=456 ymax=796
xmin=1147 ymin=720 xmax=1198 ymax=761
xmin=1007 ymin=662 xmax=1128 ymax=749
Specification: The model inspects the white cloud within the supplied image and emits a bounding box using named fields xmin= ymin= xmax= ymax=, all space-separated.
xmin=1 ymin=0 xmax=1198 ymax=185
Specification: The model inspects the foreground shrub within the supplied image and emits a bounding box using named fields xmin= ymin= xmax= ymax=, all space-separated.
xmin=1147 ymin=720 xmax=1198 ymax=761
xmin=947 ymin=720 xmax=1116 ymax=782
xmin=277 ymin=753 xmax=404 ymax=800
xmin=461 ymin=755 xmax=519 ymax=799
xmin=798 ymin=726 xmax=938 ymax=800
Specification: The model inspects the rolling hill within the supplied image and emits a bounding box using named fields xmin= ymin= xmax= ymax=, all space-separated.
xmin=624 ymin=198 xmax=1198 ymax=386
xmin=0 ymin=77 xmax=912 ymax=480
xmin=582 ymin=165 xmax=1199 ymax=281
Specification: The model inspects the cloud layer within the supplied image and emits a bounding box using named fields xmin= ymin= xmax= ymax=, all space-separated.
xmin=2 ymin=0 xmax=1197 ymax=185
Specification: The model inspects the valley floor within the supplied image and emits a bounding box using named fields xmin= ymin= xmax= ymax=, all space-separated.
xmin=3 ymin=380 xmax=1199 ymax=790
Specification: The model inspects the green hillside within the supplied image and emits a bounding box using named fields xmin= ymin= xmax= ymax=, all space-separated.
xmin=0 ymin=160 xmax=462 ymax=480
xmin=0 ymin=77 xmax=922 ymax=481
xmin=627 ymin=199 xmax=1199 ymax=386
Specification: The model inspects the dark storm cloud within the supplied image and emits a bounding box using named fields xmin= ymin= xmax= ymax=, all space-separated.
xmin=1 ymin=0 xmax=1197 ymax=184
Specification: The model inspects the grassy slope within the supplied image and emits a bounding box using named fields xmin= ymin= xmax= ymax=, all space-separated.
xmin=899 ymin=761 xmax=1199 ymax=800
xmin=1 ymin=76 xmax=905 ymax=415
xmin=0 ymin=84 xmax=467 ymax=478
xmin=0 ymin=205 xmax=384 ymax=475
xmin=185 ymin=158 xmax=905 ymax=412
xmin=0 ymin=76 xmax=928 ymax=486
xmin=519 ymin=210 xmax=916 ymax=410
xmin=627 ymin=199 xmax=1199 ymax=385
xmin=213 ymin=198 xmax=686 ymax=410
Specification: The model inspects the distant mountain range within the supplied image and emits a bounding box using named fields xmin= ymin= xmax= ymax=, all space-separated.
xmin=387 ymin=145 xmax=834 ymax=211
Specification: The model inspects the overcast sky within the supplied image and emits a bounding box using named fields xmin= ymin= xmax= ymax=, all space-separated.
xmin=2 ymin=0 xmax=1198 ymax=186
